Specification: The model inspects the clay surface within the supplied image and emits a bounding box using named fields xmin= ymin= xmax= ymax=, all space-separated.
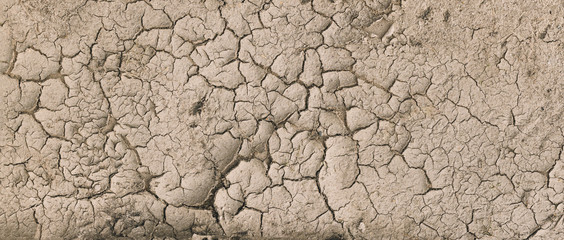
xmin=1 ymin=0 xmax=564 ymax=239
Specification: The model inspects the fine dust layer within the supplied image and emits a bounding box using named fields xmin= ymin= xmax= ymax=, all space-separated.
xmin=1 ymin=0 xmax=564 ymax=239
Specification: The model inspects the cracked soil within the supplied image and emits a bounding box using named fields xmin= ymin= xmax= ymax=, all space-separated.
xmin=2 ymin=0 xmax=564 ymax=239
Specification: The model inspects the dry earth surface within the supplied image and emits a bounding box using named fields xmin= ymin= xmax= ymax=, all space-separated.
xmin=2 ymin=0 xmax=564 ymax=239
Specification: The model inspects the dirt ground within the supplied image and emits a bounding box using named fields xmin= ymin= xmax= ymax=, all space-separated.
xmin=2 ymin=0 xmax=564 ymax=239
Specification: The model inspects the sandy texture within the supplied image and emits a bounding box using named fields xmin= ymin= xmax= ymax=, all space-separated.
xmin=1 ymin=0 xmax=564 ymax=239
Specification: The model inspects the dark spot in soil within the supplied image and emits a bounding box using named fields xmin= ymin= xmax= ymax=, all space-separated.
xmin=443 ymin=10 xmax=450 ymax=22
xmin=539 ymin=31 xmax=547 ymax=39
xmin=325 ymin=234 xmax=345 ymax=240
xmin=527 ymin=69 xmax=535 ymax=77
xmin=539 ymin=25 xmax=550 ymax=39
xmin=191 ymin=98 xmax=206 ymax=115
xmin=411 ymin=39 xmax=422 ymax=47
xmin=420 ymin=7 xmax=431 ymax=21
